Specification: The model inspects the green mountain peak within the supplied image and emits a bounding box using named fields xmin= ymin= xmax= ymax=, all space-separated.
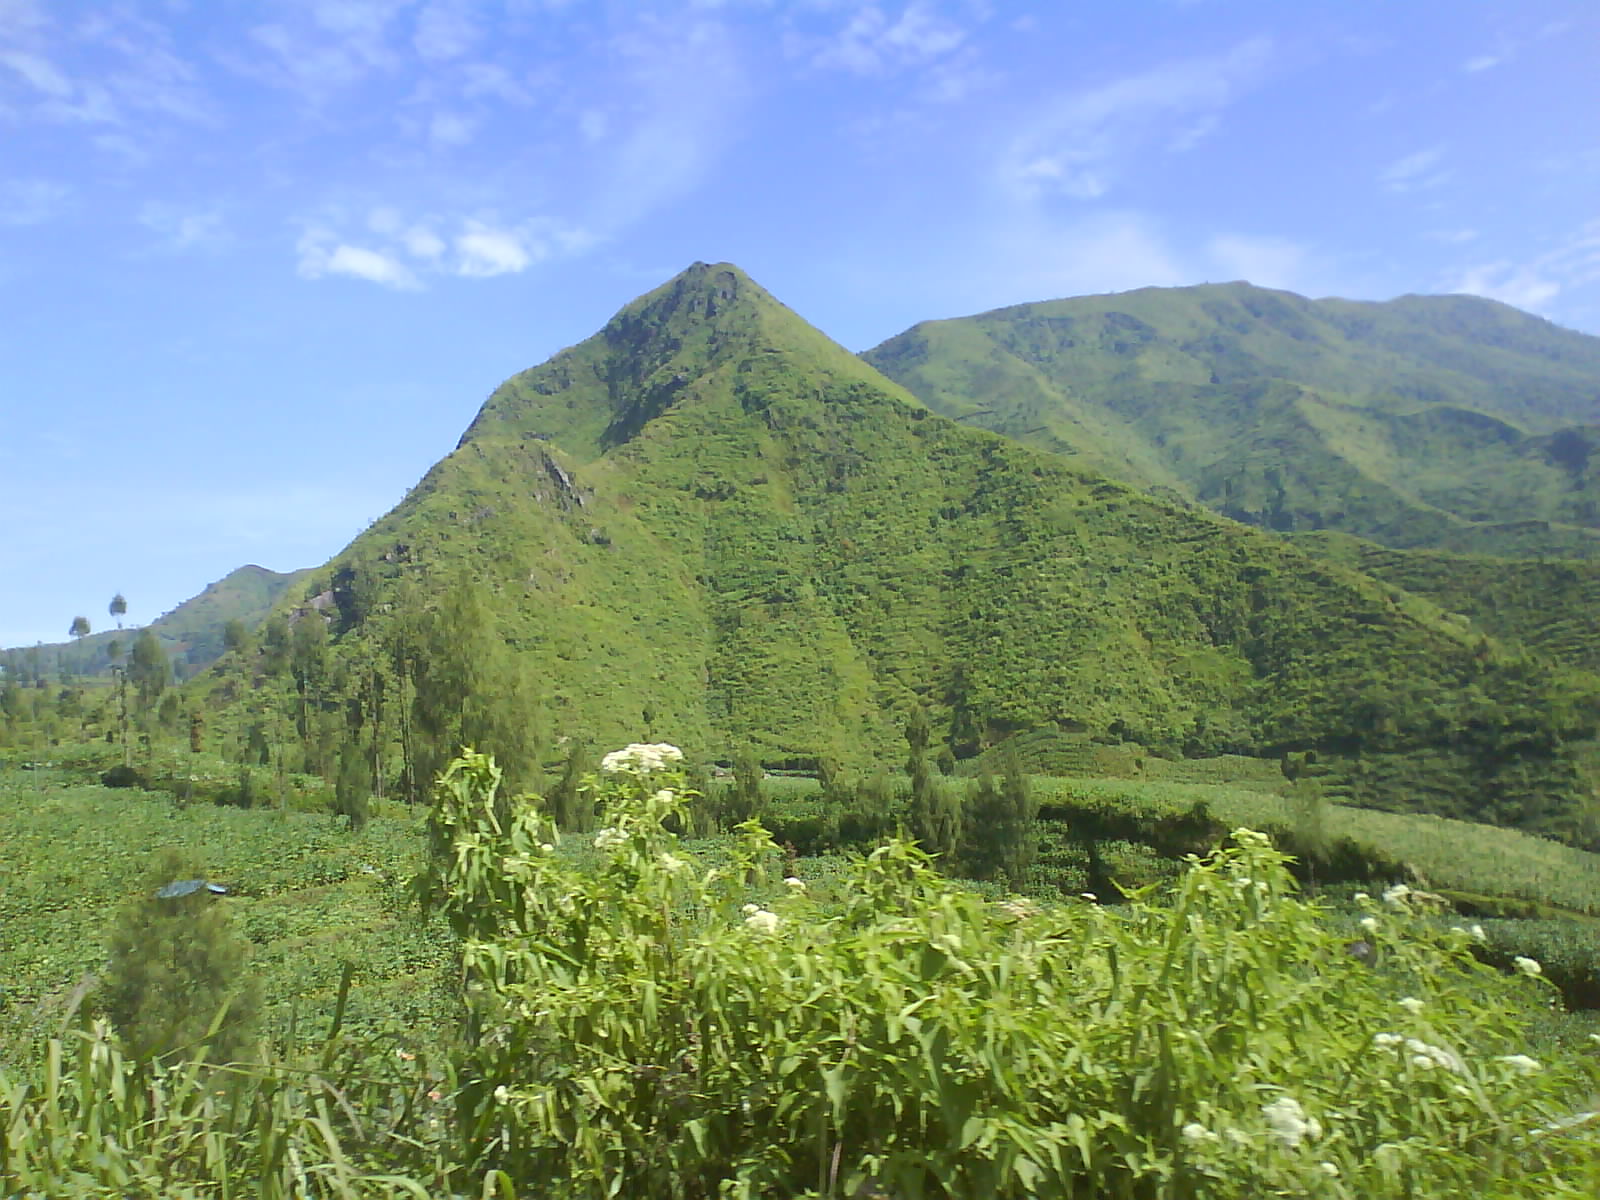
xmin=462 ymin=261 xmax=916 ymax=463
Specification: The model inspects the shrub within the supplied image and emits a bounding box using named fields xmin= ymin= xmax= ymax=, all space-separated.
xmin=426 ymin=748 xmax=1600 ymax=1199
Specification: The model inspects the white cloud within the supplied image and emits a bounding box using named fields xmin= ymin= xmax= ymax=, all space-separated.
xmin=297 ymin=228 xmax=419 ymax=289
xmin=1425 ymin=228 xmax=1480 ymax=244
xmin=1443 ymin=222 xmax=1600 ymax=313
xmin=401 ymin=224 xmax=445 ymax=259
xmin=455 ymin=220 xmax=534 ymax=276
xmin=1002 ymin=37 xmax=1277 ymax=203
xmin=809 ymin=1 xmax=968 ymax=75
xmin=1446 ymin=262 xmax=1560 ymax=311
xmin=1379 ymin=146 xmax=1449 ymax=192
xmin=138 ymin=202 xmax=230 ymax=252
xmin=0 ymin=47 xmax=69 ymax=96
xmin=1206 ymin=234 xmax=1309 ymax=290
xmin=429 ymin=109 xmax=476 ymax=145
xmin=1462 ymin=54 xmax=1501 ymax=72
xmin=987 ymin=210 xmax=1188 ymax=302
xmin=0 ymin=177 xmax=70 ymax=225
xmin=413 ymin=0 xmax=482 ymax=61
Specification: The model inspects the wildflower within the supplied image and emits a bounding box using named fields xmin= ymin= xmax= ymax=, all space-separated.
xmin=1398 ymin=996 xmax=1425 ymax=1015
xmin=1181 ymin=1122 xmax=1216 ymax=1144
xmin=1514 ymin=955 xmax=1542 ymax=977
xmin=744 ymin=909 xmax=780 ymax=934
xmin=1372 ymin=1032 xmax=1404 ymax=1049
xmin=1360 ymin=916 xmax=1379 ymax=933
xmin=1471 ymin=923 xmax=1486 ymax=942
xmin=742 ymin=902 xmax=760 ymax=915
xmin=783 ymin=876 xmax=806 ymax=891
xmin=1497 ymin=1055 xmax=1541 ymax=1075
xmin=493 ymin=1085 xmax=509 ymax=1105
xmin=539 ymin=842 xmax=554 ymax=853
xmin=658 ymin=853 xmax=687 ymax=873
xmin=1232 ymin=828 xmax=1270 ymax=848
xmin=593 ymin=826 xmax=628 ymax=850
xmin=1080 ymin=892 xmax=1098 ymax=902
xmin=599 ymin=742 xmax=684 ymax=774
xmin=1382 ymin=883 xmax=1411 ymax=907
xmin=652 ymin=788 xmax=675 ymax=804
xmin=1261 ymin=1096 xmax=1320 ymax=1150
xmin=1404 ymin=1038 xmax=1463 ymax=1073
xmin=1353 ymin=892 xmax=1370 ymax=902
xmin=1318 ymin=1162 xmax=1340 ymax=1177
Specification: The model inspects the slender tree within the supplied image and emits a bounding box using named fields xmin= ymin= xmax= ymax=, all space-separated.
xmin=109 ymin=593 xmax=127 ymax=629
xmin=69 ymin=615 xmax=90 ymax=642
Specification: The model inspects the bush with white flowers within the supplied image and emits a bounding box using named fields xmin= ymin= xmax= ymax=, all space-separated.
xmin=426 ymin=748 xmax=1600 ymax=1199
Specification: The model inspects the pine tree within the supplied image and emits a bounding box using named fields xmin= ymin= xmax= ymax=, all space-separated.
xmin=99 ymin=850 xmax=260 ymax=1067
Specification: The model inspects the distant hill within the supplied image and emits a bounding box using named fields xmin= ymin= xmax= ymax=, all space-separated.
xmin=863 ymin=283 xmax=1600 ymax=559
xmin=220 ymin=263 xmax=1598 ymax=837
xmin=2 ymin=565 xmax=311 ymax=681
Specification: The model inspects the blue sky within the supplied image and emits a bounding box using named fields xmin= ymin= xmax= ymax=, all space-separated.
xmin=2 ymin=0 xmax=1598 ymax=649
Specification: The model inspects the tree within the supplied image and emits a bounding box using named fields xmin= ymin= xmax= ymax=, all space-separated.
xmin=69 ymin=615 xmax=90 ymax=642
xmin=549 ymin=739 xmax=590 ymax=832
xmin=99 ymin=849 xmax=260 ymax=1066
xmin=333 ymin=740 xmax=371 ymax=832
xmin=222 ymin=619 xmax=247 ymax=655
xmin=109 ymin=593 xmax=127 ymax=629
xmin=905 ymin=707 xmax=961 ymax=861
xmin=128 ymin=630 xmax=168 ymax=709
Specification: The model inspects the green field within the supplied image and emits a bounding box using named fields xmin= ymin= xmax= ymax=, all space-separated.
xmin=0 ymin=768 xmax=455 ymax=1066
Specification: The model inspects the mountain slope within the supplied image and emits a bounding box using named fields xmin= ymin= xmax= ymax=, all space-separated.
xmin=2 ymin=564 xmax=311 ymax=681
xmin=249 ymin=263 xmax=1599 ymax=836
xmin=863 ymin=283 xmax=1600 ymax=558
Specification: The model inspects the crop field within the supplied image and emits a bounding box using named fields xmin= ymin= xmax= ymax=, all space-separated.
xmin=0 ymin=769 xmax=455 ymax=1064
xmin=1032 ymin=776 xmax=1600 ymax=916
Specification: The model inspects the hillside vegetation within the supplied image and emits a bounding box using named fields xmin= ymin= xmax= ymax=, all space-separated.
xmin=863 ymin=282 xmax=1600 ymax=559
xmin=167 ymin=263 xmax=1597 ymax=841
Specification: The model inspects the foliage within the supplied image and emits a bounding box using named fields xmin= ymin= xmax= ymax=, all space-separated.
xmin=99 ymin=848 xmax=262 ymax=1067
xmin=426 ymin=748 xmax=1600 ymax=1198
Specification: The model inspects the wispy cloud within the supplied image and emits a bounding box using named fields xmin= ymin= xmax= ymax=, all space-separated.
xmin=1443 ymin=220 xmax=1600 ymax=312
xmin=1001 ymin=37 xmax=1277 ymax=203
xmin=1206 ymin=233 xmax=1310 ymax=291
xmin=296 ymin=209 xmax=594 ymax=288
xmin=0 ymin=177 xmax=70 ymax=225
xmin=297 ymin=228 xmax=420 ymax=289
xmin=807 ymin=1 xmax=969 ymax=75
xmin=139 ymin=202 xmax=230 ymax=253
xmin=1379 ymin=146 xmax=1450 ymax=193
xmin=1461 ymin=54 xmax=1501 ymax=73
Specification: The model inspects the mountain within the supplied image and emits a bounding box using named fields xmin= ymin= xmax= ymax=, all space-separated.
xmin=237 ymin=263 xmax=1596 ymax=837
xmin=2 ymin=564 xmax=311 ymax=681
xmin=862 ymin=283 xmax=1600 ymax=559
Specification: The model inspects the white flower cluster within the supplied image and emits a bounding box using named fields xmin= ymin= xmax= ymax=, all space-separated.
xmin=1261 ymin=1096 xmax=1321 ymax=1150
xmin=783 ymin=876 xmax=806 ymax=892
xmin=1382 ymin=883 xmax=1411 ymax=907
xmin=1372 ymin=1032 xmax=1463 ymax=1073
xmin=593 ymin=826 xmax=628 ymax=850
xmin=1514 ymin=955 xmax=1542 ymax=977
xmin=1231 ymin=828 xmax=1271 ymax=849
xmin=742 ymin=904 xmax=780 ymax=934
xmin=599 ymin=742 xmax=684 ymax=774
xmin=1497 ymin=1054 xmax=1541 ymax=1076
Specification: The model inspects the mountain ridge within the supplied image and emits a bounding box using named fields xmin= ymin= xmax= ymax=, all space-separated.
xmin=863 ymin=281 xmax=1600 ymax=559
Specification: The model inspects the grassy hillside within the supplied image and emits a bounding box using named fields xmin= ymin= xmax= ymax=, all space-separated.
xmin=1295 ymin=531 xmax=1600 ymax=675
xmin=188 ymin=263 xmax=1600 ymax=840
xmin=2 ymin=564 xmax=311 ymax=682
xmin=863 ymin=282 xmax=1600 ymax=559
